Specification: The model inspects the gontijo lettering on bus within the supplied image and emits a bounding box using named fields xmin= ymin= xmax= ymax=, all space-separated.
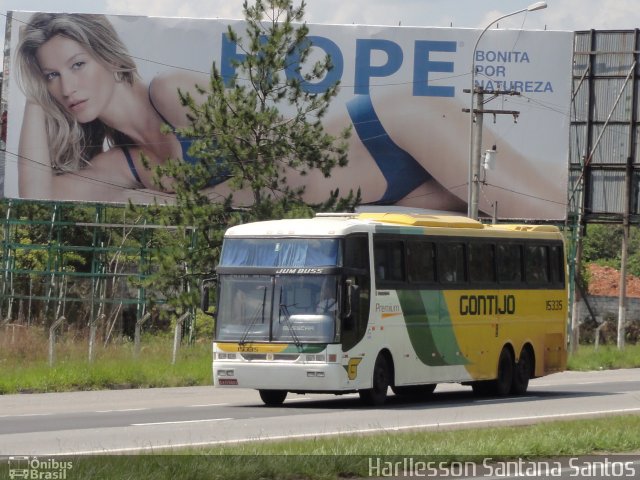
xmin=459 ymin=294 xmax=516 ymax=316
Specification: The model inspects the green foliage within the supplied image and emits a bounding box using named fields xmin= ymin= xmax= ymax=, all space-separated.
xmin=581 ymin=223 xmax=640 ymax=280
xmin=142 ymin=0 xmax=357 ymax=311
xmin=582 ymin=224 xmax=624 ymax=264
xmin=195 ymin=309 xmax=215 ymax=339
xmin=171 ymin=0 xmax=352 ymax=206
xmin=0 ymin=201 xmax=150 ymax=325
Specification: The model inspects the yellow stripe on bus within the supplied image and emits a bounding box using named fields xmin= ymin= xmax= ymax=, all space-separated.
xmin=217 ymin=343 xmax=289 ymax=354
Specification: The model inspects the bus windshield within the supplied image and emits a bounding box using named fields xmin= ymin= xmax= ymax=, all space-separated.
xmin=216 ymin=274 xmax=339 ymax=344
xmin=219 ymin=238 xmax=341 ymax=267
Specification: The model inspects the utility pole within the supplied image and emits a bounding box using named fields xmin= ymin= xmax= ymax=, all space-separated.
xmin=463 ymin=87 xmax=521 ymax=220
xmin=618 ymin=155 xmax=633 ymax=350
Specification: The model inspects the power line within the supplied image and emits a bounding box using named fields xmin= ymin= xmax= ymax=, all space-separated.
xmin=1 ymin=149 xmax=202 ymax=202
xmin=484 ymin=181 xmax=567 ymax=206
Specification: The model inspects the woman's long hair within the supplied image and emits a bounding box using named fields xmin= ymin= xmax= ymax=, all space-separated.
xmin=16 ymin=13 xmax=138 ymax=171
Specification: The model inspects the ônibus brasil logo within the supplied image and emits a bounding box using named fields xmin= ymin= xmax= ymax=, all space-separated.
xmin=8 ymin=456 xmax=73 ymax=480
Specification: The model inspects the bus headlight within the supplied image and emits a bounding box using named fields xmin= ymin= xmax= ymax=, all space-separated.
xmin=306 ymin=354 xmax=326 ymax=362
xmin=216 ymin=353 xmax=237 ymax=360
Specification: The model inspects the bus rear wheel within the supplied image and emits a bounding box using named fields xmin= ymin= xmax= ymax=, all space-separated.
xmin=359 ymin=354 xmax=390 ymax=406
xmin=494 ymin=348 xmax=514 ymax=396
xmin=471 ymin=348 xmax=514 ymax=397
xmin=511 ymin=348 xmax=533 ymax=395
xmin=258 ymin=389 xmax=287 ymax=406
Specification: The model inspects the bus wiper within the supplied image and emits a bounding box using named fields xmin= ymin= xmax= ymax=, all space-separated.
xmin=240 ymin=286 xmax=267 ymax=345
xmin=279 ymin=289 xmax=302 ymax=348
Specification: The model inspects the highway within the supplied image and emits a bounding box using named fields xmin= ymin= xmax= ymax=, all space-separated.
xmin=0 ymin=368 xmax=639 ymax=455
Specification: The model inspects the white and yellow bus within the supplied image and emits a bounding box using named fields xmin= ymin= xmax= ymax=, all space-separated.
xmin=209 ymin=212 xmax=567 ymax=406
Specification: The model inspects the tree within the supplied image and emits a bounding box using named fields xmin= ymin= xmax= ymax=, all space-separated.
xmin=139 ymin=0 xmax=356 ymax=313
xmin=581 ymin=223 xmax=640 ymax=281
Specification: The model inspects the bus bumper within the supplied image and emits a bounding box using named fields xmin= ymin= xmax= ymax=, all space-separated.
xmin=213 ymin=361 xmax=351 ymax=392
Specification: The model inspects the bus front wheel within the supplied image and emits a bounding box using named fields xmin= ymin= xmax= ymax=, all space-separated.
xmin=258 ymin=389 xmax=287 ymax=406
xmin=359 ymin=354 xmax=391 ymax=406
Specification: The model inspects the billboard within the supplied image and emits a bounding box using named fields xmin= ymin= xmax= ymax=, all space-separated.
xmin=1 ymin=11 xmax=573 ymax=219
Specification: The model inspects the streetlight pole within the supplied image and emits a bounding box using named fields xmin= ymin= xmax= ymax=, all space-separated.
xmin=467 ymin=1 xmax=547 ymax=220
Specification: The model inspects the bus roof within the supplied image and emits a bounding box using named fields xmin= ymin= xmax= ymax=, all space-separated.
xmin=224 ymin=213 xmax=562 ymax=238
xmin=357 ymin=212 xmax=484 ymax=229
xmin=224 ymin=216 xmax=366 ymax=237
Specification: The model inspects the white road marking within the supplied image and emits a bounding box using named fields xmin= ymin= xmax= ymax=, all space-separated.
xmin=95 ymin=408 xmax=147 ymax=413
xmin=533 ymin=378 xmax=640 ymax=387
xmin=57 ymin=406 xmax=640 ymax=455
xmin=475 ymin=396 xmax=540 ymax=403
xmin=0 ymin=413 xmax=51 ymax=418
xmin=132 ymin=418 xmax=232 ymax=426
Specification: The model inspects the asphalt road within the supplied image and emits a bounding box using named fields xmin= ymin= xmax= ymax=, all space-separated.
xmin=0 ymin=368 xmax=639 ymax=455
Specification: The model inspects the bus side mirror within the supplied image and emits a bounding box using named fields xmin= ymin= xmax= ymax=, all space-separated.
xmin=200 ymin=277 xmax=217 ymax=317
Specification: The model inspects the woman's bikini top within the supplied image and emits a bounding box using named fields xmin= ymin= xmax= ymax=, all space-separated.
xmin=121 ymin=83 xmax=224 ymax=187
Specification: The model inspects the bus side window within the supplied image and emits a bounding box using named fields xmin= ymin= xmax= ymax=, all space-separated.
xmin=497 ymin=243 xmax=523 ymax=284
xmin=407 ymin=240 xmax=435 ymax=283
xmin=374 ymin=245 xmax=386 ymax=281
xmin=345 ymin=234 xmax=369 ymax=271
xmin=525 ymin=244 xmax=550 ymax=285
xmin=469 ymin=242 xmax=496 ymax=284
xmin=374 ymin=239 xmax=405 ymax=284
xmin=437 ymin=242 xmax=466 ymax=284
xmin=343 ymin=234 xmax=370 ymax=351
xmin=550 ymin=244 xmax=565 ymax=286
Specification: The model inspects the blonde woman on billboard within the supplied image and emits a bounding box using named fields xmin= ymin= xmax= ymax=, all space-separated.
xmin=16 ymin=12 xmax=209 ymax=203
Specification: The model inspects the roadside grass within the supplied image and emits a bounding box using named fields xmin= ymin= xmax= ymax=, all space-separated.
xmin=1 ymin=330 xmax=640 ymax=479
xmin=568 ymin=343 xmax=640 ymax=371
xmin=10 ymin=415 xmax=638 ymax=480
xmin=0 ymin=327 xmax=211 ymax=394
xmin=193 ymin=414 xmax=640 ymax=456
xmin=1 ymin=325 xmax=640 ymax=394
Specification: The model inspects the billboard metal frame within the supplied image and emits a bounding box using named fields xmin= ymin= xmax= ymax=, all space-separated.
xmin=0 ymin=199 xmax=196 ymax=340
xmin=568 ymin=29 xmax=640 ymax=349
xmin=569 ymin=29 xmax=640 ymax=224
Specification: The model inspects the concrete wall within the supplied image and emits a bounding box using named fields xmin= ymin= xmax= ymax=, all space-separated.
xmin=575 ymin=295 xmax=640 ymax=344
xmin=576 ymin=296 xmax=640 ymax=324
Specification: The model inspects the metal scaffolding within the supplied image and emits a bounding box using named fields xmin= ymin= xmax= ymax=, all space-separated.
xmin=0 ymin=199 xmax=174 ymax=336
xmin=568 ymin=29 xmax=640 ymax=349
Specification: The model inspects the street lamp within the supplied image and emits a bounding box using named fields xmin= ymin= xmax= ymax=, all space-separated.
xmin=467 ymin=1 xmax=547 ymax=220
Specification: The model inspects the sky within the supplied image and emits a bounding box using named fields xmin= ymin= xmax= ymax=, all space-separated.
xmin=2 ymin=0 xmax=636 ymax=72
xmin=2 ymin=0 xmax=640 ymax=35
xmin=1 ymin=0 xmax=638 ymax=68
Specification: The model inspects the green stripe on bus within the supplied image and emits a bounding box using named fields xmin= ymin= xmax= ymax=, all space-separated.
xmin=375 ymin=225 xmax=426 ymax=235
xmin=397 ymin=290 xmax=468 ymax=366
xmin=420 ymin=290 xmax=468 ymax=366
xmin=282 ymin=344 xmax=327 ymax=354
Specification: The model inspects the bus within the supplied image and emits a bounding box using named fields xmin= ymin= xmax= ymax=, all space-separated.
xmin=208 ymin=212 xmax=568 ymax=406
